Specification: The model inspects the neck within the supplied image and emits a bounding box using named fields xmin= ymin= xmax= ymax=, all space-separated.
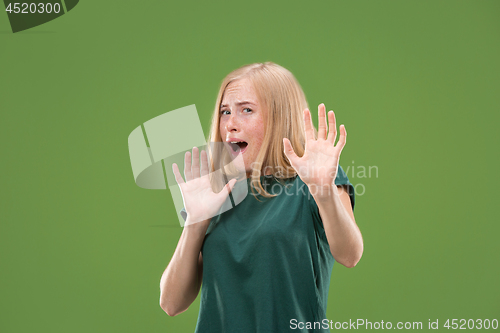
xmin=246 ymin=169 xmax=273 ymax=178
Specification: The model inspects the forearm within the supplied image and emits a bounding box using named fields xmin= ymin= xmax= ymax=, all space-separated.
xmin=159 ymin=220 xmax=208 ymax=316
xmin=312 ymin=186 xmax=363 ymax=268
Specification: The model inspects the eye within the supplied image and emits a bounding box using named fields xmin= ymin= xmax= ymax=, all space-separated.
xmin=220 ymin=110 xmax=230 ymax=115
xmin=243 ymin=108 xmax=252 ymax=113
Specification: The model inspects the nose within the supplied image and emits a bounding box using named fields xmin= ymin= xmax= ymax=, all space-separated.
xmin=225 ymin=113 xmax=240 ymax=133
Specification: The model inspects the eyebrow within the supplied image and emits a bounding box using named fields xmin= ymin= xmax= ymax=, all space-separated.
xmin=220 ymin=101 xmax=256 ymax=109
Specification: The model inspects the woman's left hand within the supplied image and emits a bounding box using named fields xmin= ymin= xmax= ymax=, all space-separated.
xmin=283 ymin=103 xmax=346 ymax=196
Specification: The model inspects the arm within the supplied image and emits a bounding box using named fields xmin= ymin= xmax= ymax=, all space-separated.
xmin=159 ymin=221 xmax=208 ymax=316
xmin=283 ymin=104 xmax=362 ymax=268
xmin=312 ymin=185 xmax=363 ymax=268
xmin=161 ymin=147 xmax=237 ymax=316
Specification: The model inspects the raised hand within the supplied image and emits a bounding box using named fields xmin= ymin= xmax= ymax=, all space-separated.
xmin=283 ymin=103 xmax=346 ymax=196
xmin=172 ymin=147 xmax=237 ymax=226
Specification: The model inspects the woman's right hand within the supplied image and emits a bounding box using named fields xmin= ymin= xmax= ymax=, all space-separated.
xmin=172 ymin=147 xmax=237 ymax=228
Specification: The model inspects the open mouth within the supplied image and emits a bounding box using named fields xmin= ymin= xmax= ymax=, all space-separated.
xmin=228 ymin=141 xmax=248 ymax=154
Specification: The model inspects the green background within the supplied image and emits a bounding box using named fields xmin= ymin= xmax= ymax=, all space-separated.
xmin=1 ymin=0 xmax=499 ymax=332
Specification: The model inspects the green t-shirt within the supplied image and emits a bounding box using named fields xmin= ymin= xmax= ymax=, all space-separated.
xmin=180 ymin=165 xmax=354 ymax=332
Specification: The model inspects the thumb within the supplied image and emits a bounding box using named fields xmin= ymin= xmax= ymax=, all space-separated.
xmin=216 ymin=178 xmax=237 ymax=204
xmin=225 ymin=178 xmax=238 ymax=194
xmin=283 ymin=138 xmax=298 ymax=163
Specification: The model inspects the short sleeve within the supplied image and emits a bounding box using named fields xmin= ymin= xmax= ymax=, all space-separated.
xmin=334 ymin=165 xmax=355 ymax=211
xmin=307 ymin=165 xmax=355 ymax=244
xmin=308 ymin=164 xmax=355 ymax=213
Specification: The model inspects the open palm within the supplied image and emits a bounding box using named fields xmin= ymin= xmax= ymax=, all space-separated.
xmin=283 ymin=103 xmax=346 ymax=195
xmin=172 ymin=147 xmax=237 ymax=226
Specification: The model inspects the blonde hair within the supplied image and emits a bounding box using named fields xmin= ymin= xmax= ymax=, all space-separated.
xmin=207 ymin=62 xmax=318 ymax=198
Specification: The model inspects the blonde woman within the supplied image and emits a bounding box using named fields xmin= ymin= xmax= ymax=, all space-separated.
xmin=160 ymin=62 xmax=363 ymax=332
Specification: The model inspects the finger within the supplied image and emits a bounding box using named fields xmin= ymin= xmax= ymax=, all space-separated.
xmin=226 ymin=178 xmax=237 ymax=194
xmin=172 ymin=163 xmax=185 ymax=185
xmin=283 ymin=138 xmax=299 ymax=164
xmin=200 ymin=149 xmax=209 ymax=177
xmin=304 ymin=109 xmax=315 ymax=141
xmin=218 ymin=178 xmax=237 ymax=195
xmin=184 ymin=151 xmax=192 ymax=181
xmin=327 ymin=110 xmax=337 ymax=145
xmin=318 ymin=104 xmax=327 ymax=140
xmin=192 ymin=147 xmax=200 ymax=178
xmin=336 ymin=124 xmax=347 ymax=152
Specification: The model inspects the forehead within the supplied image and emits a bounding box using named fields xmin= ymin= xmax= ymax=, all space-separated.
xmin=221 ymin=78 xmax=259 ymax=105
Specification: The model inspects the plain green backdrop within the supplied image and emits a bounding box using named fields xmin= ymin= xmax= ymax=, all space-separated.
xmin=1 ymin=1 xmax=498 ymax=332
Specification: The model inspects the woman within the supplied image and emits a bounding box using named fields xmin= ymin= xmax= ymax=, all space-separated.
xmin=160 ymin=62 xmax=363 ymax=332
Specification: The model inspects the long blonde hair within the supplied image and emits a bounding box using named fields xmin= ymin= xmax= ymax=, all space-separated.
xmin=207 ymin=62 xmax=318 ymax=198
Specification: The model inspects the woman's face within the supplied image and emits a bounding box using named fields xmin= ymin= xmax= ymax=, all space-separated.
xmin=219 ymin=78 xmax=267 ymax=178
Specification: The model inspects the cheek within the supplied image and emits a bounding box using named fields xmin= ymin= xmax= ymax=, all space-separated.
xmin=250 ymin=116 xmax=265 ymax=134
xmin=249 ymin=119 xmax=266 ymax=152
xmin=219 ymin=121 xmax=225 ymax=137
